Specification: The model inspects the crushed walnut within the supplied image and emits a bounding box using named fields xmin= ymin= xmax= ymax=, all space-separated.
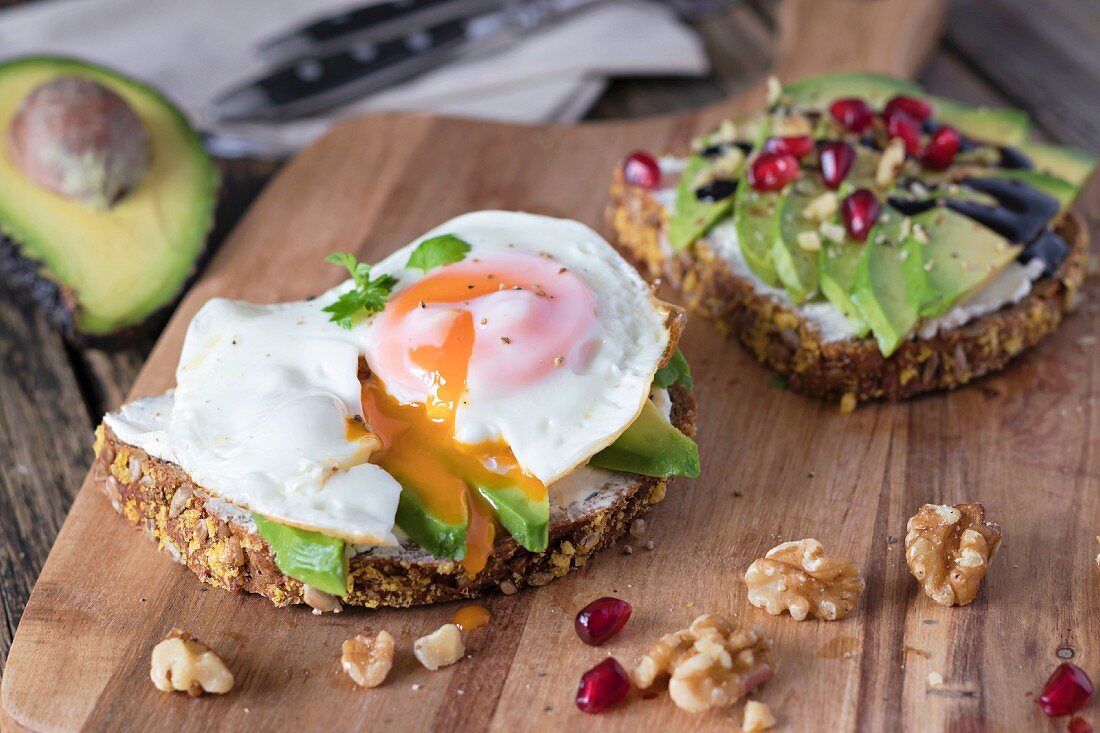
xmin=632 ymin=614 xmax=773 ymax=713
xmin=742 ymin=700 xmax=777 ymax=731
xmin=744 ymin=538 xmax=865 ymax=621
xmin=150 ymin=629 xmax=234 ymax=696
xmin=341 ymin=630 xmax=395 ymax=688
xmin=414 ymin=623 xmax=465 ymax=671
xmin=905 ymin=503 xmax=1002 ymax=606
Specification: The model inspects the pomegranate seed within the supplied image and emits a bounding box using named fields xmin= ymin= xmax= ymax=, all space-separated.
xmin=575 ymin=597 xmax=632 ymax=646
xmin=576 ymin=658 xmax=631 ymax=714
xmin=762 ymin=135 xmax=815 ymax=159
xmin=748 ymin=152 xmax=800 ymax=192
xmin=840 ymin=189 xmax=881 ymax=242
xmin=829 ymin=97 xmax=875 ymax=133
xmin=921 ymin=125 xmax=961 ymax=170
xmin=884 ymin=109 xmax=922 ymax=155
xmin=1039 ymin=663 xmax=1094 ymax=717
xmin=1069 ymin=718 xmax=1094 ymax=733
xmin=818 ymin=142 xmax=856 ymax=190
xmin=622 ymin=150 xmax=661 ymax=190
xmin=884 ymin=95 xmax=933 ymax=122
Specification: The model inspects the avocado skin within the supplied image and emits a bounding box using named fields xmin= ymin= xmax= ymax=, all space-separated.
xmin=0 ymin=56 xmax=219 ymax=343
xmin=590 ymin=400 xmax=700 ymax=478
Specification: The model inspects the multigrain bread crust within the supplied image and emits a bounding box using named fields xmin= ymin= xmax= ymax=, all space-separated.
xmin=91 ymin=384 xmax=697 ymax=610
xmin=608 ymin=167 xmax=1090 ymax=403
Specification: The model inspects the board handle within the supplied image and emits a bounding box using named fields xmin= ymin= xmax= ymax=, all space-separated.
xmin=698 ymin=0 xmax=947 ymax=125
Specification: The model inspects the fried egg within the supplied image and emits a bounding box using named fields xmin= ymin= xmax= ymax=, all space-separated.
xmin=105 ymin=211 xmax=676 ymax=547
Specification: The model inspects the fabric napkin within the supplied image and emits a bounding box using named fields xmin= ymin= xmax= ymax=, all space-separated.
xmin=0 ymin=0 xmax=708 ymax=155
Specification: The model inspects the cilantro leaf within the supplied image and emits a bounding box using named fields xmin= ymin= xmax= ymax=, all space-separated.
xmin=323 ymin=252 xmax=397 ymax=329
xmin=406 ymin=234 xmax=471 ymax=272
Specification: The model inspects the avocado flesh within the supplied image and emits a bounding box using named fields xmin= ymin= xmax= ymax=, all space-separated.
xmin=654 ymin=348 xmax=693 ymax=390
xmin=475 ymin=485 xmax=548 ymax=553
xmin=913 ymin=207 xmax=1022 ymax=318
xmin=781 ymin=72 xmax=1029 ymax=145
xmin=774 ymin=176 xmax=828 ymax=303
xmin=819 ymin=229 xmax=870 ymax=336
xmin=0 ymin=56 xmax=217 ymax=335
xmin=1016 ymin=142 xmax=1097 ymax=188
xmin=590 ymin=399 xmax=700 ymax=478
xmin=394 ymin=486 xmax=468 ymax=560
xmin=851 ymin=211 xmax=930 ymax=356
xmin=734 ymin=185 xmax=783 ymax=287
xmin=668 ymin=154 xmax=735 ymax=252
xmin=252 ymin=514 xmax=348 ymax=597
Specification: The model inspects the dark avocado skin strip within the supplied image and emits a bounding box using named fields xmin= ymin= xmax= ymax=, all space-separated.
xmin=252 ymin=513 xmax=348 ymax=596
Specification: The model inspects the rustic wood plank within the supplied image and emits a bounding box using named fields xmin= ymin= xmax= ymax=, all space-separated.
xmin=0 ymin=284 xmax=91 ymax=675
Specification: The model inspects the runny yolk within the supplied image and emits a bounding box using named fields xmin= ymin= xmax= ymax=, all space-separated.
xmin=361 ymin=258 xmax=561 ymax=576
xmin=452 ymin=604 xmax=491 ymax=631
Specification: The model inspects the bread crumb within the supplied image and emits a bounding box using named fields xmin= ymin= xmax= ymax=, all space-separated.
xmin=928 ymin=671 xmax=944 ymax=688
xmin=839 ymin=393 xmax=857 ymax=415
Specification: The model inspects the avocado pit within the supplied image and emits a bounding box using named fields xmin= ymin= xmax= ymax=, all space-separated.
xmin=7 ymin=75 xmax=150 ymax=209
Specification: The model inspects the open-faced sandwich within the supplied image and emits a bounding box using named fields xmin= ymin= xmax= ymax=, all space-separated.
xmin=93 ymin=211 xmax=698 ymax=610
xmin=609 ymin=72 xmax=1096 ymax=404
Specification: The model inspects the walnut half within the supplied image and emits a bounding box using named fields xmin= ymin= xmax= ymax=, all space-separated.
xmin=341 ymin=630 xmax=395 ymax=688
xmin=150 ymin=629 xmax=234 ymax=696
xmin=744 ymin=539 xmax=865 ymax=621
xmin=632 ymin=614 xmax=773 ymax=713
xmin=905 ymin=502 xmax=1002 ymax=606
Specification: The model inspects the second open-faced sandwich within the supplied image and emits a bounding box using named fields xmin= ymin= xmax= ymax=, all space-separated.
xmin=93 ymin=211 xmax=698 ymax=611
xmin=610 ymin=72 xmax=1095 ymax=406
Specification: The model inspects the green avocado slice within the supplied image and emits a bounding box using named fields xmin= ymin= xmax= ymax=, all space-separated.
xmin=394 ymin=487 xmax=467 ymax=560
xmin=0 ymin=56 xmax=218 ymax=336
xmin=733 ymin=184 xmax=783 ymax=287
xmin=475 ymin=485 xmax=548 ymax=553
xmin=252 ymin=514 xmax=348 ymax=596
xmin=668 ymin=155 xmax=736 ymax=252
xmin=590 ymin=400 xmax=700 ymax=478
xmin=851 ymin=210 xmax=930 ymax=356
xmin=774 ymin=176 xmax=825 ymax=302
xmin=1016 ymin=142 xmax=1097 ymax=188
xmin=654 ymin=348 xmax=693 ymax=390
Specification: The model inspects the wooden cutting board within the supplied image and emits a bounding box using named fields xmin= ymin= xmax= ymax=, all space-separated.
xmin=5 ymin=0 xmax=1098 ymax=730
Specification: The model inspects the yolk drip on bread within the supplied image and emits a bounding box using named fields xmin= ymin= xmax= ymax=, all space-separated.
xmin=362 ymin=253 xmax=598 ymax=573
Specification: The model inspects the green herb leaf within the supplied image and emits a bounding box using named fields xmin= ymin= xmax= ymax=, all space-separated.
xmin=406 ymin=234 xmax=472 ymax=272
xmin=323 ymin=252 xmax=398 ymax=329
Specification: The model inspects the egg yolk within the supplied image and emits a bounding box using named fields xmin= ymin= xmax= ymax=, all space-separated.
xmin=361 ymin=252 xmax=597 ymax=575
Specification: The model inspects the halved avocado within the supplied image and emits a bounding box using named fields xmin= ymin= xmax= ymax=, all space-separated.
xmin=0 ymin=56 xmax=217 ymax=338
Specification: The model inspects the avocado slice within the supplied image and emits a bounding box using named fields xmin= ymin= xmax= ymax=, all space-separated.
xmin=774 ymin=177 xmax=825 ymax=302
xmin=819 ymin=232 xmax=871 ymax=337
xmin=394 ymin=487 xmax=468 ymax=560
xmin=851 ymin=210 xmax=930 ymax=356
xmin=733 ymin=184 xmax=783 ymax=287
xmin=590 ymin=399 xmax=700 ymax=478
xmin=475 ymin=485 xmax=548 ymax=553
xmin=913 ymin=207 xmax=1022 ymax=318
xmin=781 ymin=72 xmax=1029 ymax=145
xmin=1016 ymin=142 xmax=1098 ymax=188
xmin=668 ymin=154 xmax=736 ymax=252
xmin=252 ymin=514 xmax=348 ymax=597
xmin=0 ymin=56 xmax=217 ymax=337
xmin=654 ymin=348 xmax=693 ymax=390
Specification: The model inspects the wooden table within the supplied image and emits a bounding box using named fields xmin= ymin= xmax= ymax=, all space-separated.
xmin=0 ymin=0 xmax=1097 ymax=702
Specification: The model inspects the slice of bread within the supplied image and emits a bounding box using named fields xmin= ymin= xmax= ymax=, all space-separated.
xmin=608 ymin=168 xmax=1089 ymax=404
xmin=91 ymin=383 xmax=697 ymax=610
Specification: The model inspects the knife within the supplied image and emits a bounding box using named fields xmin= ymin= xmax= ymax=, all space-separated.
xmin=210 ymin=0 xmax=599 ymax=124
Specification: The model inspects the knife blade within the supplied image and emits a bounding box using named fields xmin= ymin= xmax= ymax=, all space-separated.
xmin=210 ymin=0 xmax=598 ymax=124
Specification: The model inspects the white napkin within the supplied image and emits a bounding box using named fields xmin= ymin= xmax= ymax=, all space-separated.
xmin=0 ymin=0 xmax=708 ymax=154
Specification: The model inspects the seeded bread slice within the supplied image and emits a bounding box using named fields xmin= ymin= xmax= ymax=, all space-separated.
xmin=90 ymin=384 xmax=696 ymax=610
xmin=608 ymin=168 xmax=1089 ymax=405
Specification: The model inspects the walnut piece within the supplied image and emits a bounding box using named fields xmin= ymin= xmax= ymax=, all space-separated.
xmin=150 ymin=629 xmax=234 ymax=696
xmin=742 ymin=700 xmax=777 ymax=731
xmin=744 ymin=539 xmax=865 ymax=621
xmin=632 ymin=614 xmax=773 ymax=713
xmin=414 ymin=623 xmax=465 ymax=671
xmin=303 ymin=584 xmax=343 ymax=614
xmin=341 ymin=630 xmax=395 ymax=688
xmin=905 ymin=503 xmax=1002 ymax=606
